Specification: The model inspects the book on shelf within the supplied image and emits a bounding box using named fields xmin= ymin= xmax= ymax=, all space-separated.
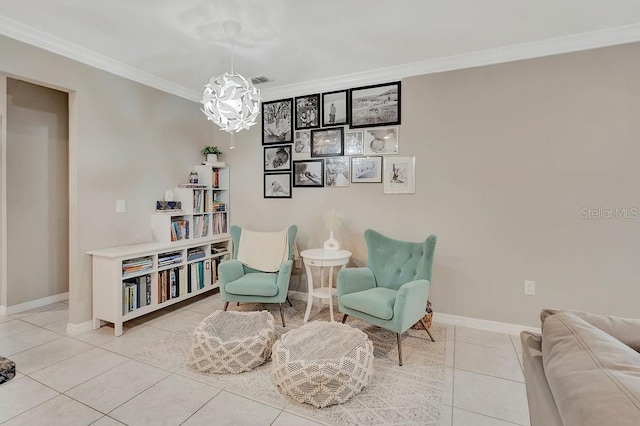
xmin=158 ymin=251 xmax=183 ymax=267
xmin=187 ymin=260 xmax=212 ymax=292
xmin=157 ymin=267 xmax=182 ymax=303
xmin=212 ymin=213 xmax=227 ymax=235
xmin=171 ymin=219 xmax=189 ymax=241
xmin=122 ymin=275 xmax=151 ymax=314
xmin=122 ymin=257 xmax=152 ymax=275
xmin=187 ymin=247 xmax=205 ymax=261
xmin=155 ymin=209 xmax=184 ymax=215
xmin=212 ymin=202 xmax=226 ymax=212
xmin=178 ymin=183 xmax=207 ymax=189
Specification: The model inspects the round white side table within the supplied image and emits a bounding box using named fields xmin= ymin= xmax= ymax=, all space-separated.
xmin=300 ymin=248 xmax=352 ymax=322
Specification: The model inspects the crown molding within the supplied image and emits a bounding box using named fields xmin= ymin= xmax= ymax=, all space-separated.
xmin=2 ymin=14 xmax=640 ymax=104
xmin=260 ymin=23 xmax=640 ymax=101
xmin=0 ymin=15 xmax=201 ymax=101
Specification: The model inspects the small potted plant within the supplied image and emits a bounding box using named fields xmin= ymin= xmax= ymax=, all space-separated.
xmin=202 ymin=146 xmax=222 ymax=163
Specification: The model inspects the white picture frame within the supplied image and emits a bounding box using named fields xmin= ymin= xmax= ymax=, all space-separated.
xmin=363 ymin=127 xmax=399 ymax=155
xmin=293 ymin=130 xmax=311 ymax=160
xmin=344 ymin=130 xmax=364 ymax=155
xmin=325 ymin=157 xmax=350 ymax=187
xmin=351 ymin=156 xmax=382 ymax=183
xmin=383 ymin=156 xmax=415 ymax=194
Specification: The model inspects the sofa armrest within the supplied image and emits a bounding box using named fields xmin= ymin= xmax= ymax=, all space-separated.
xmin=393 ymin=279 xmax=430 ymax=331
xmin=276 ymin=260 xmax=294 ymax=298
xmin=337 ymin=267 xmax=376 ymax=297
xmin=218 ymin=259 xmax=245 ymax=286
xmin=520 ymin=331 xmax=563 ymax=426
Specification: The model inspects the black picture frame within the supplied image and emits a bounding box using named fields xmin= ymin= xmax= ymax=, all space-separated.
xmin=264 ymin=144 xmax=292 ymax=172
xmin=294 ymin=94 xmax=321 ymax=130
xmin=262 ymin=98 xmax=293 ymax=145
xmin=264 ymin=173 xmax=292 ymax=198
xmin=349 ymin=81 xmax=401 ymax=129
xmin=310 ymin=127 xmax=344 ymax=158
xmin=293 ymin=160 xmax=324 ymax=187
xmin=322 ymin=89 xmax=349 ymax=126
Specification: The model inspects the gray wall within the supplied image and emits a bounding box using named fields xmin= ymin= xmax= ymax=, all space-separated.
xmin=6 ymin=78 xmax=69 ymax=305
xmin=225 ymin=42 xmax=640 ymax=326
xmin=0 ymin=35 xmax=210 ymax=323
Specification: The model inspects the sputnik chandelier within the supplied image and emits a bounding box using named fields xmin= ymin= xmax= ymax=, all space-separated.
xmin=201 ymin=20 xmax=262 ymax=148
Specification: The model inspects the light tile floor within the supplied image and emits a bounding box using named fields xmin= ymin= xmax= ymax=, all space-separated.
xmin=0 ymin=294 xmax=530 ymax=426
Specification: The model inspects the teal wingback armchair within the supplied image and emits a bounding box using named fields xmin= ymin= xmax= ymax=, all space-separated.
xmin=219 ymin=225 xmax=297 ymax=326
xmin=338 ymin=229 xmax=437 ymax=365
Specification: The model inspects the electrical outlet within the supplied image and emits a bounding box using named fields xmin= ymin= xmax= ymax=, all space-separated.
xmin=116 ymin=199 xmax=126 ymax=213
xmin=524 ymin=280 xmax=536 ymax=296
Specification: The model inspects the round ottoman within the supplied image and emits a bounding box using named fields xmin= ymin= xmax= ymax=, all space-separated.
xmin=189 ymin=310 xmax=276 ymax=374
xmin=271 ymin=321 xmax=374 ymax=408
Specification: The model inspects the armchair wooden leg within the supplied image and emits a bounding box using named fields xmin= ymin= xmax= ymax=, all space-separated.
xmin=397 ymin=333 xmax=403 ymax=366
xmin=236 ymin=302 xmax=240 ymax=307
xmin=421 ymin=318 xmax=435 ymax=342
xmin=279 ymin=303 xmax=286 ymax=327
xmin=341 ymin=314 xmax=348 ymax=324
xmin=286 ymin=297 xmax=293 ymax=307
xmin=223 ymin=302 xmax=229 ymax=311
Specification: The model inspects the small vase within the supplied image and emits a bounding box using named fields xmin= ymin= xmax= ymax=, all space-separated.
xmin=206 ymin=154 xmax=217 ymax=163
xmin=323 ymin=230 xmax=340 ymax=251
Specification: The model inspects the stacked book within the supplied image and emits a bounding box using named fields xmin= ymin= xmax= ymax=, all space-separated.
xmin=187 ymin=247 xmax=205 ymax=261
xmin=158 ymin=251 xmax=183 ymax=267
xmin=212 ymin=202 xmax=226 ymax=212
xmin=123 ymin=275 xmax=151 ymax=314
xmin=122 ymin=257 xmax=153 ymax=275
xmin=171 ymin=219 xmax=189 ymax=241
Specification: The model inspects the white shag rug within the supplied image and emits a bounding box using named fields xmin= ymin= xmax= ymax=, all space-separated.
xmin=134 ymin=300 xmax=447 ymax=426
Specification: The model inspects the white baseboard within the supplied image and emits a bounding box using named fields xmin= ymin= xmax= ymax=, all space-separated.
xmin=434 ymin=312 xmax=541 ymax=335
xmin=288 ymin=290 xmax=540 ymax=335
xmin=3 ymin=292 xmax=69 ymax=315
xmin=66 ymin=320 xmax=93 ymax=336
xmin=0 ymin=305 xmax=6 ymax=316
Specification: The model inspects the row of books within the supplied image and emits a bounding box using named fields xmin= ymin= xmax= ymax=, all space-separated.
xmin=123 ymin=275 xmax=151 ymax=314
xmin=212 ymin=213 xmax=227 ymax=235
xmin=157 ymin=260 xmax=216 ymax=303
xmin=122 ymin=256 xmax=153 ymax=275
xmin=212 ymin=202 xmax=226 ymax=212
xmin=158 ymin=251 xmax=182 ymax=267
xmin=193 ymin=215 xmax=210 ymax=238
xmin=212 ymin=169 xmax=222 ymax=188
xmin=171 ymin=219 xmax=189 ymax=241
xmin=192 ymin=190 xmax=206 ymax=213
xmin=187 ymin=247 xmax=206 ymax=261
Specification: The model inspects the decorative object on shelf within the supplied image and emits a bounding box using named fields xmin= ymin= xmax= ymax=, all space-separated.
xmin=201 ymin=20 xmax=262 ymax=149
xmin=156 ymin=201 xmax=182 ymax=212
xmin=383 ymin=156 xmax=415 ymax=194
xmin=201 ymin=146 xmax=222 ymax=164
xmin=164 ymin=189 xmax=174 ymax=202
xmin=189 ymin=168 xmax=199 ymax=184
xmin=323 ymin=209 xmax=343 ymax=251
xmin=350 ymin=81 xmax=401 ymax=128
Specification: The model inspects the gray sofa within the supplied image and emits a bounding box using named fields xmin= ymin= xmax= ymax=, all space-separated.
xmin=521 ymin=309 xmax=640 ymax=426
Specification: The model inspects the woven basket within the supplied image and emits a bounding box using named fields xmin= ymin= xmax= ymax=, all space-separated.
xmin=412 ymin=311 xmax=433 ymax=330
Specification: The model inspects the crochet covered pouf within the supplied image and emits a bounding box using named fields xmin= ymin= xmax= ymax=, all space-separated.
xmin=0 ymin=356 xmax=16 ymax=384
xmin=189 ymin=310 xmax=276 ymax=374
xmin=271 ymin=321 xmax=374 ymax=408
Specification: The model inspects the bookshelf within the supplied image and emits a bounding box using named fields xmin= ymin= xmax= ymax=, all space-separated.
xmin=88 ymin=163 xmax=232 ymax=336
xmin=88 ymin=237 xmax=232 ymax=336
xmin=150 ymin=165 xmax=229 ymax=243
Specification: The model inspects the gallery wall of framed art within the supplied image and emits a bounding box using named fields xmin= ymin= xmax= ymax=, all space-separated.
xmin=261 ymin=80 xmax=414 ymax=198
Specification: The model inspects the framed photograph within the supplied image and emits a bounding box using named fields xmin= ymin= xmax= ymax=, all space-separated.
xmin=350 ymin=81 xmax=401 ymax=128
xmin=322 ymin=90 xmax=349 ymax=126
xmin=344 ymin=131 xmax=364 ymax=155
xmin=311 ymin=127 xmax=344 ymax=157
xmin=295 ymin=94 xmax=320 ymax=130
xmin=262 ymin=98 xmax=293 ymax=145
xmin=325 ymin=157 xmax=350 ymax=188
xmin=384 ymin=156 xmax=415 ymax=194
xmin=351 ymin=156 xmax=383 ymax=183
xmin=293 ymin=130 xmax=311 ymax=160
xmin=363 ymin=127 xmax=399 ymax=155
xmin=264 ymin=145 xmax=292 ymax=172
xmin=293 ymin=160 xmax=324 ymax=187
xmin=264 ymin=173 xmax=292 ymax=198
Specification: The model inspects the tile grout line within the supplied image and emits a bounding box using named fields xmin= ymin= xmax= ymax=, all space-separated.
xmin=453 ymin=406 xmax=525 ymax=426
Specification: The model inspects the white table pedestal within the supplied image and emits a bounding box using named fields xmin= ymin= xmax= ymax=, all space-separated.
xmin=300 ymin=248 xmax=352 ymax=322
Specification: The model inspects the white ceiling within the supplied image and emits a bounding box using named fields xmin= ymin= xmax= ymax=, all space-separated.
xmin=1 ymin=0 xmax=640 ymax=101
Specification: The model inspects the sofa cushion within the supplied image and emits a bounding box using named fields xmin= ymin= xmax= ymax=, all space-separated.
xmin=225 ymin=273 xmax=278 ymax=296
xmin=340 ymin=287 xmax=397 ymax=320
xmin=542 ymin=312 xmax=640 ymax=426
